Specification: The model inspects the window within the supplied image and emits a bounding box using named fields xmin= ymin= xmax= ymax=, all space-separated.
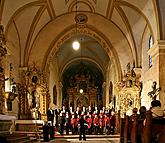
xmin=149 ymin=55 xmax=152 ymax=68
xmin=149 ymin=35 xmax=153 ymax=68
xmin=149 ymin=35 xmax=153 ymax=49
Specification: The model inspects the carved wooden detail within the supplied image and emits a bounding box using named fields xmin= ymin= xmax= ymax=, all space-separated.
xmin=67 ymin=73 xmax=98 ymax=111
xmin=18 ymin=65 xmax=49 ymax=120
xmin=115 ymin=63 xmax=141 ymax=118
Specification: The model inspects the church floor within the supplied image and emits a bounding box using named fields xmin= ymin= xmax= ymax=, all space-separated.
xmin=40 ymin=134 xmax=120 ymax=143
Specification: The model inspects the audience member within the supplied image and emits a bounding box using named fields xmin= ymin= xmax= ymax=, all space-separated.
xmin=138 ymin=106 xmax=146 ymax=120
xmin=150 ymin=100 xmax=164 ymax=118
xmin=129 ymin=107 xmax=138 ymax=121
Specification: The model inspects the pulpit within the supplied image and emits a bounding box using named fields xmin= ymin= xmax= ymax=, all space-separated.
xmin=116 ymin=63 xmax=141 ymax=117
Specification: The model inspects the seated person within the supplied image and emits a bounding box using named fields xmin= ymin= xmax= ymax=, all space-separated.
xmin=129 ymin=107 xmax=138 ymax=121
xmin=138 ymin=106 xmax=146 ymax=120
xmin=150 ymin=100 xmax=164 ymax=118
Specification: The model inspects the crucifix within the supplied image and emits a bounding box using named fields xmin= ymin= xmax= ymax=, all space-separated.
xmin=148 ymin=81 xmax=161 ymax=101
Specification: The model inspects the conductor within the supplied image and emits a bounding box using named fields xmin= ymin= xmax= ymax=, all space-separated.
xmin=79 ymin=115 xmax=87 ymax=141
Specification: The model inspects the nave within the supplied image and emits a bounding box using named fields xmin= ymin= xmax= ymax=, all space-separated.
xmin=1 ymin=0 xmax=165 ymax=143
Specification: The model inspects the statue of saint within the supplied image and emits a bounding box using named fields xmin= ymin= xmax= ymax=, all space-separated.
xmin=148 ymin=81 xmax=161 ymax=101
xmin=27 ymin=92 xmax=33 ymax=109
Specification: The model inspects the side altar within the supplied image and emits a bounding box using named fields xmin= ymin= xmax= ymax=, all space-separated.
xmin=115 ymin=63 xmax=141 ymax=117
xmin=18 ymin=65 xmax=50 ymax=121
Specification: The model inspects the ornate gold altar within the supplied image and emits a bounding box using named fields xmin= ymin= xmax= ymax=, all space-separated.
xmin=115 ymin=63 xmax=141 ymax=118
xmin=18 ymin=65 xmax=49 ymax=120
xmin=67 ymin=74 xmax=98 ymax=110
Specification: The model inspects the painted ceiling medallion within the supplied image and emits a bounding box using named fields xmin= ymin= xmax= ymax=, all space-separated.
xmin=75 ymin=13 xmax=88 ymax=24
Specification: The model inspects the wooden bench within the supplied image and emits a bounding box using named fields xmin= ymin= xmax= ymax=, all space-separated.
xmin=141 ymin=111 xmax=165 ymax=143
xmin=120 ymin=111 xmax=165 ymax=143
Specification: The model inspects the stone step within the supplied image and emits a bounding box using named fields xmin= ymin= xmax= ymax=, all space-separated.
xmin=0 ymin=132 xmax=38 ymax=143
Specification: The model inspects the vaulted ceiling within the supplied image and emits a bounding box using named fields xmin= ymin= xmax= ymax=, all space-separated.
xmin=0 ymin=0 xmax=159 ymax=79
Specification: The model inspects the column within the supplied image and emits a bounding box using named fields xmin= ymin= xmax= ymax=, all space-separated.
xmin=58 ymin=81 xmax=63 ymax=108
xmin=102 ymin=81 xmax=106 ymax=107
xmin=0 ymin=25 xmax=7 ymax=114
xmin=17 ymin=83 xmax=26 ymax=119
xmin=157 ymin=41 xmax=165 ymax=109
xmin=105 ymin=64 xmax=110 ymax=108
xmin=18 ymin=67 xmax=29 ymax=119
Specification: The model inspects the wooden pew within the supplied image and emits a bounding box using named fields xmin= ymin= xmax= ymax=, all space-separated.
xmin=120 ymin=116 xmax=129 ymax=143
xmin=120 ymin=111 xmax=165 ymax=143
xmin=142 ymin=111 xmax=165 ymax=143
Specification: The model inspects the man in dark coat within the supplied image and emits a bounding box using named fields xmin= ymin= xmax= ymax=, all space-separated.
xmin=47 ymin=108 xmax=55 ymax=139
xmin=47 ymin=107 xmax=54 ymax=124
xmin=79 ymin=115 xmax=87 ymax=141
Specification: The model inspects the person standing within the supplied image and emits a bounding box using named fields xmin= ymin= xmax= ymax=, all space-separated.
xmin=109 ymin=111 xmax=116 ymax=135
xmin=99 ymin=115 xmax=103 ymax=134
xmin=70 ymin=113 xmax=75 ymax=134
xmin=79 ymin=115 xmax=87 ymax=141
xmin=47 ymin=107 xmax=55 ymax=139
xmin=47 ymin=107 xmax=54 ymax=125
xmin=93 ymin=114 xmax=99 ymax=134
xmin=43 ymin=121 xmax=49 ymax=142
xmin=65 ymin=112 xmax=70 ymax=135
xmin=86 ymin=114 xmax=92 ymax=134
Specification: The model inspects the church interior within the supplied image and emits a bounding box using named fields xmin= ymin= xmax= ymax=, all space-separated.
xmin=0 ymin=0 xmax=165 ymax=142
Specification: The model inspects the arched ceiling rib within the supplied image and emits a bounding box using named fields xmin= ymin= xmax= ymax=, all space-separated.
xmin=24 ymin=6 xmax=47 ymax=65
xmin=56 ymin=35 xmax=109 ymax=75
xmin=114 ymin=5 xmax=137 ymax=66
xmin=1 ymin=0 xmax=159 ymax=77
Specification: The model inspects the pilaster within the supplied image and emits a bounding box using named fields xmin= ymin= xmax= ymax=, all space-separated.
xmin=148 ymin=40 xmax=165 ymax=108
xmin=105 ymin=67 xmax=110 ymax=108
xmin=58 ymin=81 xmax=63 ymax=108
xmin=102 ymin=82 xmax=106 ymax=107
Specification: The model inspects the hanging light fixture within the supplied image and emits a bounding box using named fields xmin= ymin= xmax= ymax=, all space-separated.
xmin=72 ymin=0 xmax=80 ymax=50
xmin=72 ymin=40 xmax=80 ymax=50
xmin=79 ymin=38 xmax=83 ymax=94
xmin=79 ymin=88 xmax=83 ymax=94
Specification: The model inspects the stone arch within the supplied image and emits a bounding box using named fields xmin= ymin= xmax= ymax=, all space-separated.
xmin=59 ymin=57 xmax=104 ymax=81
xmin=43 ymin=25 xmax=122 ymax=81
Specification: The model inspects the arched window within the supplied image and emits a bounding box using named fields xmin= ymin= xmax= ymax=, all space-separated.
xmin=149 ymin=55 xmax=152 ymax=68
xmin=149 ymin=35 xmax=153 ymax=49
xmin=149 ymin=35 xmax=153 ymax=68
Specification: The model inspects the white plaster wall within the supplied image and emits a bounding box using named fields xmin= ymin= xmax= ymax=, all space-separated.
xmin=48 ymin=58 xmax=61 ymax=107
xmin=109 ymin=62 xmax=117 ymax=108
xmin=141 ymin=26 xmax=159 ymax=110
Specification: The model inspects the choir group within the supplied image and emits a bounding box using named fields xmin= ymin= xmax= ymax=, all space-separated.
xmin=47 ymin=106 xmax=116 ymax=136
